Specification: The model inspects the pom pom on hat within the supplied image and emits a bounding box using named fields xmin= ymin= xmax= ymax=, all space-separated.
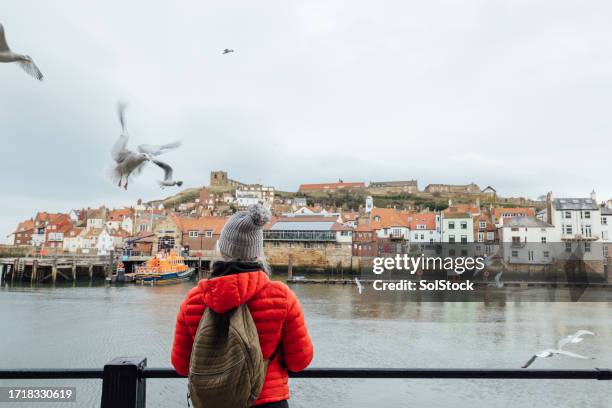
xmin=248 ymin=203 xmax=271 ymax=227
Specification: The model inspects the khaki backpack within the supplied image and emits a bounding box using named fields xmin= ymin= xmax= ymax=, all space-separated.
xmin=188 ymin=304 xmax=276 ymax=408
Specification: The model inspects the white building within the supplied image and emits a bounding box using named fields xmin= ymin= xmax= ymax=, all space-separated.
xmin=408 ymin=213 xmax=440 ymax=243
xmin=499 ymin=216 xmax=559 ymax=264
xmin=441 ymin=212 xmax=474 ymax=243
xmin=63 ymin=228 xmax=86 ymax=253
xmin=549 ymin=194 xmax=602 ymax=242
xmin=95 ymin=229 xmax=115 ymax=255
xmin=235 ymin=185 xmax=275 ymax=209
xmin=601 ymin=207 xmax=611 ymax=243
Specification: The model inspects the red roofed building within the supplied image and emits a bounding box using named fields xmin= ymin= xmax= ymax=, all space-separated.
xmin=44 ymin=214 xmax=74 ymax=248
xmin=408 ymin=213 xmax=440 ymax=243
xmin=178 ymin=216 xmax=228 ymax=255
xmin=11 ymin=219 xmax=35 ymax=246
xmin=491 ymin=207 xmax=536 ymax=227
xmin=473 ymin=214 xmax=497 ymax=243
xmin=298 ymin=181 xmax=365 ymax=193
xmin=353 ymin=223 xmax=377 ymax=256
xmin=107 ymin=208 xmax=135 ymax=233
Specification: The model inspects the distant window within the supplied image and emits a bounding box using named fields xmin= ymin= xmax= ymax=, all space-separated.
xmin=188 ymin=230 xmax=199 ymax=238
xmin=461 ymin=235 xmax=467 ymax=243
xmin=448 ymin=222 xmax=455 ymax=229
xmin=460 ymin=222 xmax=467 ymax=229
xmin=564 ymin=211 xmax=571 ymax=219
xmin=449 ymin=249 xmax=456 ymax=256
xmin=449 ymin=235 xmax=455 ymax=243
xmin=585 ymin=243 xmax=591 ymax=252
xmin=541 ymin=237 xmax=547 ymax=243
xmin=205 ymin=230 xmax=213 ymax=238
xmin=584 ymin=211 xmax=591 ymax=219
xmin=543 ymin=251 xmax=550 ymax=258
xmin=511 ymin=227 xmax=519 ymax=232
xmin=461 ymin=250 xmax=468 ymax=256
xmin=565 ymin=243 xmax=572 ymax=252
xmin=304 ymin=242 xmax=312 ymax=249
xmin=272 ymin=241 xmax=280 ymax=247
xmin=512 ymin=250 xmax=519 ymax=257
xmin=564 ymin=225 xmax=573 ymax=235
xmin=479 ymin=222 xmax=486 ymax=229
xmin=602 ymin=217 xmax=608 ymax=225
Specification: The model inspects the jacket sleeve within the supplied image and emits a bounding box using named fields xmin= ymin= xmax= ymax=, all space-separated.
xmin=171 ymin=298 xmax=194 ymax=376
xmin=281 ymin=288 xmax=314 ymax=372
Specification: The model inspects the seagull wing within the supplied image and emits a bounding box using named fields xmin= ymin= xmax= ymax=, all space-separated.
xmin=111 ymin=134 xmax=130 ymax=163
xmin=574 ymin=330 xmax=595 ymax=338
xmin=558 ymin=335 xmax=573 ymax=350
xmin=151 ymin=159 xmax=173 ymax=182
xmin=138 ymin=141 xmax=181 ymax=156
xmin=18 ymin=60 xmax=43 ymax=81
xmin=522 ymin=355 xmax=538 ymax=368
xmin=0 ymin=23 xmax=10 ymax=52
xmin=117 ymin=102 xmax=128 ymax=134
xmin=556 ymin=350 xmax=591 ymax=360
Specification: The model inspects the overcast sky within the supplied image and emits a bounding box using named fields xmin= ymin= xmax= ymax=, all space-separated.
xmin=2 ymin=0 xmax=612 ymax=239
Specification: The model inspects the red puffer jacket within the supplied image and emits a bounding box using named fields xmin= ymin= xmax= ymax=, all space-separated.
xmin=171 ymin=267 xmax=314 ymax=406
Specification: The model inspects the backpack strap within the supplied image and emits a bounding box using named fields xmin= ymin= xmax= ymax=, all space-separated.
xmin=268 ymin=343 xmax=283 ymax=367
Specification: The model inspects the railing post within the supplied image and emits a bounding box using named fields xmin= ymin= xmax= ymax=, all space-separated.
xmin=101 ymin=357 xmax=147 ymax=408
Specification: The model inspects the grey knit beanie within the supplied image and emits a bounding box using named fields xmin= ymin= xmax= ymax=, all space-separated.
xmin=218 ymin=203 xmax=271 ymax=260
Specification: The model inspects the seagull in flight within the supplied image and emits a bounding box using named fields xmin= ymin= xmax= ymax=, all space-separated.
xmin=152 ymin=159 xmax=183 ymax=189
xmin=110 ymin=102 xmax=151 ymax=190
xmin=354 ymin=277 xmax=364 ymax=295
xmin=0 ymin=23 xmax=43 ymax=81
xmin=110 ymin=103 xmax=180 ymax=190
xmin=557 ymin=330 xmax=595 ymax=349
xmin=522 ymin=330 xmax=595 ymax=368
xmin=222 ymin=49 xmax=234 ymax=54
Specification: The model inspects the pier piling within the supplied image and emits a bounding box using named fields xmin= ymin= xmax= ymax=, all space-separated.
xmin=51 ymin=259 xmax=57 ymax=284
xmin=31 ymin=259 xmax=38 ymax=283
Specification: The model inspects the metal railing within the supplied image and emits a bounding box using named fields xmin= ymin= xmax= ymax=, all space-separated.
xmin=0 ymin=357 xmax=610 ymax=407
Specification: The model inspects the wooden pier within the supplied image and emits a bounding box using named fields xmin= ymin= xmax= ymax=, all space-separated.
xmin=0 ymin=254 xmax=214 ymax=285
xmin=0 ymin=256 xmax=114 ymax=284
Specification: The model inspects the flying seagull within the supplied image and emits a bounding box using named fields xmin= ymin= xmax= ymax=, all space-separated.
xmin=522 ymin=330 xmax=595 ymax=368
xmin=110 ymin=102 xmax=151 ymax=190
xmin=222 ymin=49 xmax=234 ymax=54
xmin=0 ymin=23 xmax=43 ymax=81
xmin=557 ymin=330 xmax=595 ymax=349
xmin=152 ymin=159 xmax=183 ymax=189
xmin=354 ymin=277 xmax=364 ymax=295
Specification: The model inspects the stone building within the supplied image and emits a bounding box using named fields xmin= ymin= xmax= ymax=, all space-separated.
xmin=263 ymin=215 xmax=353 ymax=269
xmin=424 ymin=183 xmax=481 ymax=194
xmin=368 ymin=180 xmax=418 ymax=195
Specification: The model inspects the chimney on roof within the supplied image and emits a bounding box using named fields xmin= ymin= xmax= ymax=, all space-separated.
xmin=590 ymin=190 xmax=597 ymax=202
xmin=476 ymin=197 xmax=480 ymax=209
xmin=448 ymin=199 xmax=452 ymax=207
xmin=546 ymin=191 xmax=553 ymax=225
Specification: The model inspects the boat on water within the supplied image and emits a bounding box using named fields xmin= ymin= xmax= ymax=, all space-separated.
xmin=134 ymin=251 xmax=194 ymax=285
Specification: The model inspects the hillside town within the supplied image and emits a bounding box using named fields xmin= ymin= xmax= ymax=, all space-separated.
xmin=6 ymin=171 xmax=612 ymax=278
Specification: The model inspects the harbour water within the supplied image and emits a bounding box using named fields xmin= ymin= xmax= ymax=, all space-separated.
xmin=1 ymin=278 xmax=611 ymax=408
